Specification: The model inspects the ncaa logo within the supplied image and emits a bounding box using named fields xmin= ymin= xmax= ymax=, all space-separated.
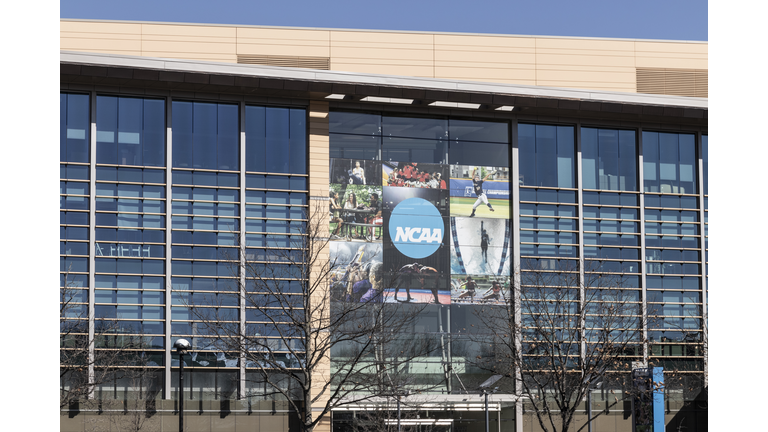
xmin=389 ymin=197 xmax=444 ymax=259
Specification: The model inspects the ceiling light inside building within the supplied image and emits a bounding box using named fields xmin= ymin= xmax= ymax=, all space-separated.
xmin=360 ymin=96 xmax=414 ymax=104
xmin=428 ymin=101 xmax=481 ymax=109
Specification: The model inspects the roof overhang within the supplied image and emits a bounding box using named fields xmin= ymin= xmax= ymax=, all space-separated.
xmin=61 ymin=51 xmax=707 ymax=124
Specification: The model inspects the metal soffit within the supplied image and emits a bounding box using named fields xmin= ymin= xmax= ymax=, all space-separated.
xmin=61 ymin=51 xmax=707 ymax=120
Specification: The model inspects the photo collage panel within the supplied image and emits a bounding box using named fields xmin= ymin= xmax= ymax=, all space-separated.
xmin=330 ymin=158 xmax=511 ymax=305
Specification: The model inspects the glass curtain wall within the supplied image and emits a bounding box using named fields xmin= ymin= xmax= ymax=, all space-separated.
xmin=61 ymin=92 xmax=308 ymax=402
xmin=580 ymin=127 xmax=643 ymax=368
xmin=517 ymin=124 xmax=581 ymax=371
xmin=60 ymin=93 xmax=91 ymax=396
xmin=643 ymin=131 xmax=704 ymax=372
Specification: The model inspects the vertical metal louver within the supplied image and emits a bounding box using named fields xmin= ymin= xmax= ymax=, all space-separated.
xmin=636 ymin=68 xmax=708 ymax=98
xmin=237 ymin=55 xmax=331 ymax=70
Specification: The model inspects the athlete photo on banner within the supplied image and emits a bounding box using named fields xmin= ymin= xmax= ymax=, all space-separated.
xmin=449 ymin=165 xmax=510 ymax=219
xmin=328 ymin=184 xmax=383 ymax=242
xmin=382 ymin=161 xmax=448 ymax=189
xmin=330 ymin=158 xmax=381 ymax=186
xmin=449 ymin=217 xmax=511 ymax=277
xmin=329 ymin=241 xmax=383 ymax=303
xmin=450 ymin=274 xmax=511 ymax=305
xmin=381 ymin=186 xmax=451 ymax=304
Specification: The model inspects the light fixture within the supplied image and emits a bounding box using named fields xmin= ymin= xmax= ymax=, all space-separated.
xmin=495 ymin=105 xmax=515 ymax=111
xmin=325 ymin=94 xmax=346 ymax=100
xmin=360 ymin=96 xmax=414 ymax=104
xmin=428 ymin=101 xmax=481 ymax=109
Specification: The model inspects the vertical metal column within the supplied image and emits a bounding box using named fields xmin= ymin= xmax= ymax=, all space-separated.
xmin=164 ymin=97 xmax=174 ymax=398
xmin=239 ymin=100 xmax=247 ymax=398
xmin=575 ymin=122 xmax=587 ymax=367
xmin=637 ymin=127 xmax=649 ymax=366
xmin=87 ymin=91 xmax=97 ymax=399
xmin=510 ymin=119 xmax=523 ymax=432
xmin=695 ymin=131 xmax=707 ymax=387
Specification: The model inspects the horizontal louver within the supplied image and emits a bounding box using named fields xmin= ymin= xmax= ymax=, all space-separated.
xmin=237 ymin=55 xmax=330 ymax=70
xmin=636 ymin=68 xmax=708 ymax=98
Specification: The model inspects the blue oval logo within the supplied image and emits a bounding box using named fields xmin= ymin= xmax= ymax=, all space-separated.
xmin=389 ymin=197 xmax=444 ymax=259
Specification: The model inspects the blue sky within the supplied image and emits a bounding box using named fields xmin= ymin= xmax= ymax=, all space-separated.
xmin=60 ymin=0 xmax=708 ymax=41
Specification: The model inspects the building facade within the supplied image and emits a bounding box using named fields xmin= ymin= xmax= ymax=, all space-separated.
xmin=60 ymin=20 xmax=707 ymax=432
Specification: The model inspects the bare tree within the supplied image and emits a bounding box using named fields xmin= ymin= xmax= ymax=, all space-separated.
xmin=470 ymin=259 xmax=647 ymax=432
xmin=60 ymin=272 xmax=155 ymax=409
xmin=187 ymin=202 xmax=437 ymax=432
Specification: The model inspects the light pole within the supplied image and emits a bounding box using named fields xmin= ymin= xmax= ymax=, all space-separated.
xmin=585 ymin=379 xmax=602 ymax=432
xmin=479 ymin=375 xmax=503 ymax=432
xmin=173 ymin=339 xmax=191 ymax=432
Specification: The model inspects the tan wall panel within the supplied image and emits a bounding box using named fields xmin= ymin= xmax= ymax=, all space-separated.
xmin=434 ymin=50 xmax=536 ymax=65
xmin=635 ymin=55 xmax=708 ymax=69
xmin=61 ymin=37 xmax=142 ymax=53
xmin=635 ymin=41 xmax=708 ymax=54
xmin=141 ymin=41 xmax=236 ymax=55
xmin=141 ymin=23 xmax=236 ymax=38
xmin=535 ymin=52 xmax=636 ymax=67
xmin=536 ymin=80 xmax=636 ymax=92
xmin=435 ymin=34 xmax=536 ymax=49
xmin=634 ymin=41 xmax=707 ymax=69
xmin=331 ymin=63 xmax=434 ymax=77
xmin=140 ymin=24 xmax=236 ymax=59
xmin=536 ymin=69 xmax=636 ymax=83
xmin=535 ymin=37 xmax=636 ymax=51
xmin=61 ymin=21 xmax=142 ymax=53
xmin=237 ymin=28 xmax=330 ymax=57
xmin=332 ymin=46 xmax=433 ymax=62
xmin=237 ymin=44 xmax=330 ymax=57
xmin=140 ymin=51 xmax=237 ymax=62
xmin=331 ymin=30 xmax=433 ymax=45
xmin=61 ymin=20 xmax=142 ymax=35
xmin=435 ymin=66 xmax=537 ymax=82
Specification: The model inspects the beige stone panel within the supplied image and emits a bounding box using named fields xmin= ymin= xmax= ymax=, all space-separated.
xmin=141 ymin=40 xmax=237 ymax=55
xmin=535 ymin=37 xmax=635 ymax=52
xmin=635 ymin=41 xmax=708 ymax=54
xmin=141 ymin=51 xmax=237 ymax=62
xmin=60 ymin=47 xmax=144 ymax=57
xmin=331 ymin=63 xmax=434 ymax=77
xmin=536 ymin=80 xmax=636 ymax=92
xmin=61 ymin=20 xmax=142 ymax=35
xmin=141 ymin=23 xmax=236 ymax=39
xmin=635 ymin=55 xmax=708 ymax=69
xmin=435 ymin=34 xmax=536 ymax=49
xmin=237 ymin=28 xmax=330 ymax=57
xmin=314 ymin=417 xmax=333 ymax=432
xmin=435 ymin=66 xmax=537 ymax=81
xmin=236 ymin=44 xmax=330 ymax=57
xmin=331 ymin=30 xmax=433 ymax=45
xmin=535 ymin=52 xmax=636 ymax=67
xmin=332 ymin=58 xmax=433 ymax=68
xmin=438 ymin=76 xmax=538 ymax=86
xmin=537 ymin=69 xmax=636 ymax=85
xmin=434 ymin=49 xmax=536 ymax=65
xmin=332 ymin=40 xmax=435 ymax=51
xmin=309 ymin=101 xmax=330 ymax=197
xmin=332 ymin=46 xmax=433 ymax=62
xmin=61 ymin=30 xmax=141 ymax=43
xmin=534 ymin=64 xmax=635 ymax=73
xmin=61 ymin=37 xmax=142 ymax=53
